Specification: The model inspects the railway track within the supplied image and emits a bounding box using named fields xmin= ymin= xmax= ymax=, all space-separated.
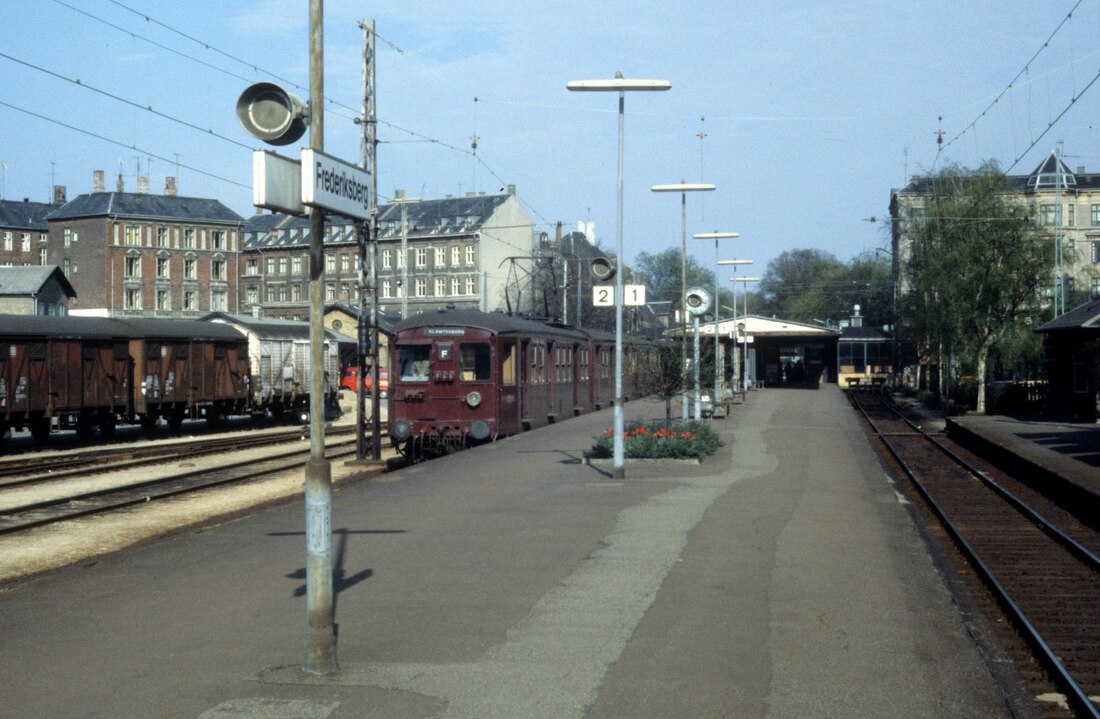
xmin=0 ymin=425 xmax=384 ymax=536
xmin=0 ymin=425 xmax=356 ymax=488
xmin=851 ymin=391 xmax=1100 ymax=718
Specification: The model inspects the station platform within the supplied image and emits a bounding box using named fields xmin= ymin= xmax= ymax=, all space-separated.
xmin=0 ymin=385 xmax=1031 ymax=718
xmin=947 ymin=413 xmax=1100 ymax=503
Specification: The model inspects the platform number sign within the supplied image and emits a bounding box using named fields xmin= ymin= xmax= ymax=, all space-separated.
xmin=592 ymin=285 xmax=647 ymax=307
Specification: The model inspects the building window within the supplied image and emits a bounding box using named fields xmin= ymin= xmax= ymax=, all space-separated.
xmin=246 ymin=258 xmax=258 ymax=276
xmin=2 ymin=232 xmax=9 ymax=251
xmin=1092 ymin=240 xmax=1100 ymax=264
xmin=20 ymin=233 xmax=30 ymax=252
xmin=415 ymin=278 xmax=427 ymax=296
xmin=184 ymin=228 xmax=196 ymax=249
xmin=125 ymin=255 xmax=142 ymax=278
xmin=326 ymin=283 xmax=336 ymax=302
xmin=156 ymin=256 xmax=170 ymax=279
xmin=326 ymin=254 xmax=336 ymax=273
xmin=39 ymin=248 xmax=48 ymax=265
xmin=124 ymin=288 xmax=142 ymax=310
xmin=211 ymin=289 xmax=227 ymax=311
xmin=1067 ymin=203 xmax=1075 ymax=227
xmin=465 ymin=275 xmax=477 ymax=295
xmin=382 ymin=279 xmax=391 ymax=298
xmin=157 ymin=227 xmax=168 ymax=247
xmin=183 ymin=290 xmax=197 ymax=311
xmin=1039 ymin=204 xmax=1061 ymax=227
xmin=465 ymin=245 xmax=475 ymax=266
xmin=156 ymin=289 xmax=171 ymax=311
xmin=63 ymin=228 xmax=72 ymax=248
xmin=292 ymin=256 xmax=303 ymax=275
xmin=435 ymin=247 xmax=445 ymax=267
xmin=340 ymin=254 xmax=350 ymax=273
xmin=291 ymin=284 xmax=302 ymax=302
xmin=211 ymin=230 xmax=225 ymax=250
xmin=245 ymin=286 xmax=258 ymax=305
xmin=416 ymin=248 xmax=427 ymax=268
xmin=277 ymin=257 xmax=288 ymax=275
xmin=184 ymin=257 xmax=197 ymax=280
xmin=451 ymin=277 xmax=461 ymax=295
xmin=266 ymin=285 xmax=277 ymax=303
xmin=382 ymin=249 xmax=392 ymax=269
xmin=451 ymin=246 xmax=460 ymax=266
xmin=434 ymin=277 xmax=446 ymax=296
xmin=279 ymin=285 xmax=288 ymax=302
xmin=266 ymin=257 xmax=276 ymax=275
xmin=211 ymin=258 xmax=226 ymax=281
xmin=124 ymin=224 xmax=141 ymax=246
xmin=397 ymin=249 xmax=406 ymax=268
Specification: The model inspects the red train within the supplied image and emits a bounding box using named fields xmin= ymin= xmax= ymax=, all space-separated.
xmin=387 ymin=309 xmax=658 ymax=461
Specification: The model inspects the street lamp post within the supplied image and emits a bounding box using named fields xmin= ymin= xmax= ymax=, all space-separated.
xmin=731 ymin=276 xmax=759 ymax=392
xmin=568 ymin=73 xmax=670 ymax=480
xmin=695 ymin=232 xmax=741 ymax=415
xmin=652 ymin=182 xmax=715 ymax=419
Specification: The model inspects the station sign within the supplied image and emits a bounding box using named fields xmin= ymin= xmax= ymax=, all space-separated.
xmin=592 ymin=285 xmax=647 ymax=307
xmin=300 ymin=149 xmax=371 ymax=220
xmin=252 ymin=150 xmax=304 ymax=215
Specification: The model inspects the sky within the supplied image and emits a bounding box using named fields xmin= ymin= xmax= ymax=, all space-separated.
xmin=2 ymin=0 xmax=1099 ymax=285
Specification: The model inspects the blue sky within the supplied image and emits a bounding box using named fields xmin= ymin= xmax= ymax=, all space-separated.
xmin=2 ymin=0 xmax=1097 ymax=281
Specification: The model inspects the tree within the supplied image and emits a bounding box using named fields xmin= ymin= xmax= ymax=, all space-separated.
xmin=903 ymin=162 xmax=1050 ymax=413
xmin=632 ymin=248 xmax=732 ymax=311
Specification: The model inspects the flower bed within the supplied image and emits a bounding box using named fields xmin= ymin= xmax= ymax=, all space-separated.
xmin=587 ymin=420 xmax=722 ymax=461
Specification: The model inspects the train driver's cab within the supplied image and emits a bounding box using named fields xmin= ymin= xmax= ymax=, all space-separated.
xmin=398 ymin=345 xmax=431 ymax=382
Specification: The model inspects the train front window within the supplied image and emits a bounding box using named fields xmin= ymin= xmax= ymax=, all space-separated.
xmin=459 ymin=343 xmax=491 ymax=381
xmin=398 ymin=345 xmax=431 ymax=382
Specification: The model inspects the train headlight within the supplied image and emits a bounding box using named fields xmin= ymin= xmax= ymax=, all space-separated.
xmin=465 ymin=391 xmax=482 ymax=408
xmin=391 ymin=419 xmax=412 ymax=440
xmin=468 ymin=419 xmax=491 ymax=440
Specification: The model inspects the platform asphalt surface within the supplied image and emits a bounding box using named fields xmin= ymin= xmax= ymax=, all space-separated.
xmin=0 ymin=386 xmax=1018 ymax=718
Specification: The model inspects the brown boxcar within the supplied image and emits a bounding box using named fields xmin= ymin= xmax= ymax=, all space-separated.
xmin=0 ymin=315 xmax=133 ymax=441
xmin=118 ymin=318 xmax=250 ymax=430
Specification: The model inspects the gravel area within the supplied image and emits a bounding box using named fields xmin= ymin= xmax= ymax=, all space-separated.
xmin=0 ymin=400 xmax=391 ymax=588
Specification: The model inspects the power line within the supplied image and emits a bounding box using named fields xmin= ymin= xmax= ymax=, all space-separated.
xmin=0 ymin=99 xmax=249 ymax=189
xmin=0 ymin=51 xmax=254 ymax=151
xmin=941 ymin=0 xmax=1086 ymax=154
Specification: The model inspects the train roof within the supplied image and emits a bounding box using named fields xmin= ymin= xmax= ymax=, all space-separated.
xmin=0 ymin=314 xmax=133 ymax=339
xmin=0 ymin=315 xmax=246 ymax=342
xmin=394 ymin=309 xmax=589 ymax=341
xmin=114 ymin=317 xmax=247 ymax=342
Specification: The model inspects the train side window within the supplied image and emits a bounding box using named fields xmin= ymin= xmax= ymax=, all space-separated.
xmin=398 ymin=345 xmax=431 ymax=382
xmin=500 ymin=343 xmax=516 ymax=385
xmin=459 ymin=342 xmax=491 ymax=381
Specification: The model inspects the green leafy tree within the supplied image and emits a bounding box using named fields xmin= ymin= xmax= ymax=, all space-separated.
xmin=903 ymin=162 xmax=1050 ymax=413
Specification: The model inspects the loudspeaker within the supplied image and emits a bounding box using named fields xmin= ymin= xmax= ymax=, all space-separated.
xmin=236 ymin=82 xmax=308 ymax=146
xmin=590 ymin=257 xmax=616 ymax=281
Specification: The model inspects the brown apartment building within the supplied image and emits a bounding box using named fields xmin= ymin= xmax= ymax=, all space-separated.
xmin=47 ymin=173 xmax=245 ymax=317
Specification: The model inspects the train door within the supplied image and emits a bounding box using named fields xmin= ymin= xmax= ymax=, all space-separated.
xmin=498 ymin=339 xmax=520 ymax=432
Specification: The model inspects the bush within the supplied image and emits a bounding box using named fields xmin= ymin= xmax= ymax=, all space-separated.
xmin=588 ymin=419 xmax=722 ymax=460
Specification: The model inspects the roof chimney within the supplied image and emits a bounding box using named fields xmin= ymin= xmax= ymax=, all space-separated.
xmin=93 ymin=170 xmax=105 ymax=193
xmin=136 ymin=176 xmax=149 ymax=194
xmin=394 ymin=188 xmax=405 ymax=200
xmin=507 ymin=184 xmax=516 ymax=195
xmin=164 ymin=177 xmax=177 ymax=196
xmin=53 ymin=185 xmax=67 ymax=205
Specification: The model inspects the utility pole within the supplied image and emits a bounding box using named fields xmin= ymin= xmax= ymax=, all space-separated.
xmin=354 ymin=18 xmax=381 ymax=463
xmin=303 ymin=0 xmax=337 ymax=675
